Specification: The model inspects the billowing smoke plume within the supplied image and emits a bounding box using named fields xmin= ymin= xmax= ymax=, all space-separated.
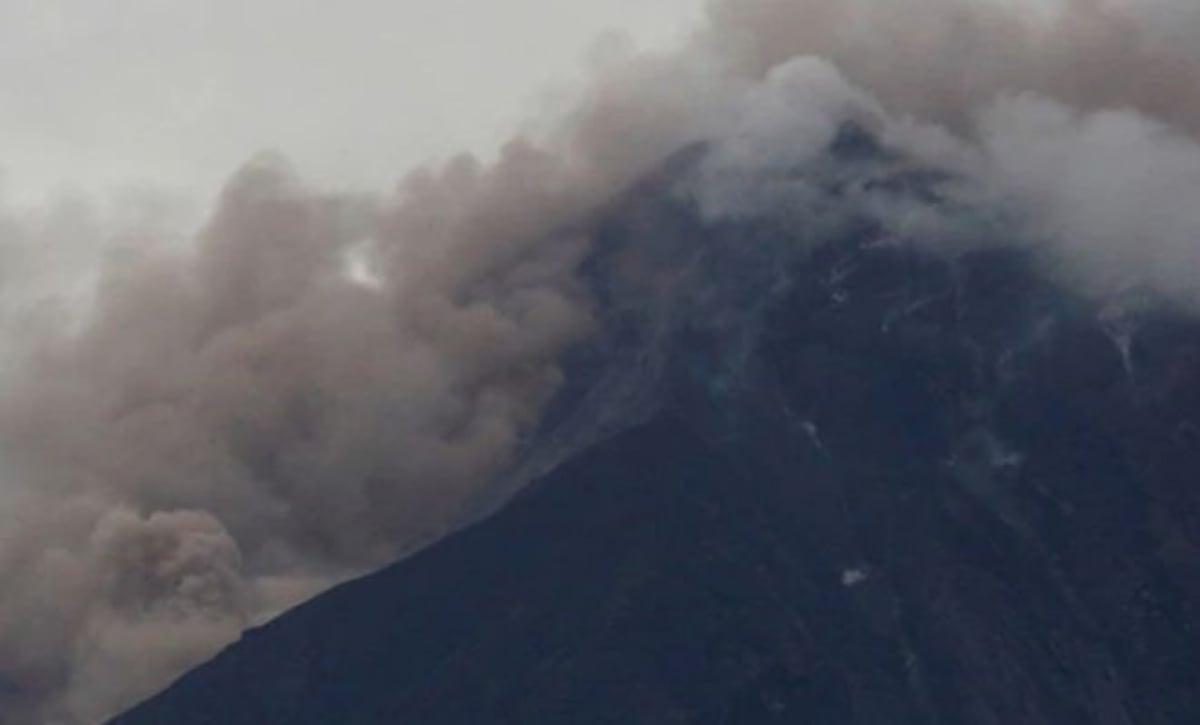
xmin=2 ymin=0 xmax=1199 ymax=721
xmin=682 ymin=0 xmax=1200 ymax=331
xmin=0 ymin=150 xmax=605 ymax=722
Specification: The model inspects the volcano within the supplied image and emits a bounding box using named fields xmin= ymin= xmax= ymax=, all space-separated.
xmin=111 ymin=126 xmax=1200 ymax=724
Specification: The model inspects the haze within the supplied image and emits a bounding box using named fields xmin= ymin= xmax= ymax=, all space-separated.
xmin=0 ymin=0 xmax=702 ymax=204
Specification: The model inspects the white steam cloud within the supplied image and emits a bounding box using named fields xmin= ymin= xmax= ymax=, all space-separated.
xmin=1 ymin=0 xmax=1199 ymax=721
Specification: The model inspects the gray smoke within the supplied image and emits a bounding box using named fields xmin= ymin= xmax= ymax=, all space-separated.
xmin=0 ymin=151 xmax=602 ymax=722
xmin=1 ymin=1 xmax=1199 ymax=721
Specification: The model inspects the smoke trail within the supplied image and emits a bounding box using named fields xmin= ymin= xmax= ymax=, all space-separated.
xmin=1 ymin=0 xmax=1199 ymax=721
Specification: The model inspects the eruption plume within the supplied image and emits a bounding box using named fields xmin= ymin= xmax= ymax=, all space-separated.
xmin=2 ymin=1 xmax=1199 ymax=720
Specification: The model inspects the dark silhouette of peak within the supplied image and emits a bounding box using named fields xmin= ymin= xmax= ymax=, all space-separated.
xmin=113 ymin=127 xmax=1200 ymax=724
xmin=115 ymin=413 xmax=857 ymax=725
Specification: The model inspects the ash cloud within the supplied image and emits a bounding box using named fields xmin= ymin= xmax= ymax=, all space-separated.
xmin=694 ymin=0 xmax=1200 ymax=308
xmin=0 ymin=151 xmax=600 ymax=722
xmin=2 ymin=0 xmax=1199 ymax=721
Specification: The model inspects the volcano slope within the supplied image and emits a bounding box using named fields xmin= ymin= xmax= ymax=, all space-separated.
xmin=112 ymin=127 xmax=1200 ymax=724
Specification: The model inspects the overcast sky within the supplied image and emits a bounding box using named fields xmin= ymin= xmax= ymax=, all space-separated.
xmin=0 ymin=0 xmax=704 ymax=204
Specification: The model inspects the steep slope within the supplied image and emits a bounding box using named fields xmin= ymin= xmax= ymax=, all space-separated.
xmin=113 ymin=129 xmax=1200 ymax=724
xmin=114 ymin=413 xmax=867 ymax=725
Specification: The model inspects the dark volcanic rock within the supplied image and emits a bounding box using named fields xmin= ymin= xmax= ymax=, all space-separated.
xmin=117 ymin=414 xmax=860 ymax=724
xmin=113 ymin=130 xmax=1200 ymax=724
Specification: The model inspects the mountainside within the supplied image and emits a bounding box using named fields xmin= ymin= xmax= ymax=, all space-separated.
xmin=112 ymin=128 xmax=1200 ymax=724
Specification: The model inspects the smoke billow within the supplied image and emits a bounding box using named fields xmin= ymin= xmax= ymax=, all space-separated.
xmin=2 ymin=0 xmax=1199 ymax=721
xmin=0 ymin=150 xmax=602 ymax=722
xmin=691 ymin=0 xmax=1200 ymax=308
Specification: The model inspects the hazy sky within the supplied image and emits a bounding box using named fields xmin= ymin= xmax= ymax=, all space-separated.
xmin=0 ymin=0 xmax=703 ymax=203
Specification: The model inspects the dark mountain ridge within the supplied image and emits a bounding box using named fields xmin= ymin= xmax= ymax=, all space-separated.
xmin=113 ymin=126 xmax=1200 ymax=724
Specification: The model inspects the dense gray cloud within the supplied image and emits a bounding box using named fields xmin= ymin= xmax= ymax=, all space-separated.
xmin=703 ymin=0 xmax=1200 ymax=134
xmin=975 ymin=94 xmax=1200 ymax=305
xmin=0 ymin=152 xmax=598 ymax=722
xmin=691 ymin=0 xmax=1200 ymax=306
xmin=1 ymin=0 xmax=1199 ymax=721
